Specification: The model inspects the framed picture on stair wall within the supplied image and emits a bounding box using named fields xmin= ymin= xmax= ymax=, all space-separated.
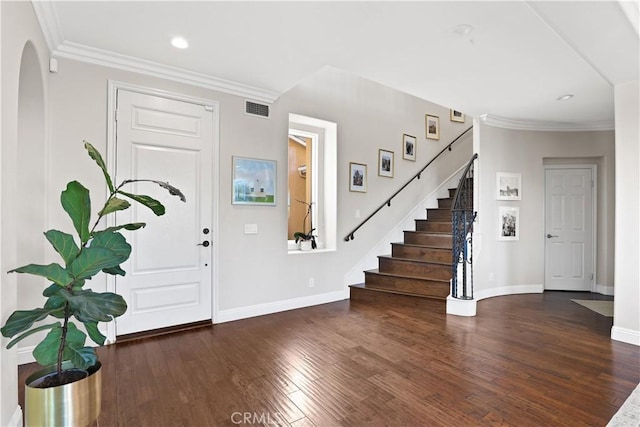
xmin=378 ymin=149 xmax=394 ymax=178
xmin=402 ymin=134 xmax=416 ymax=161
xmin=496 ymin=172 xmax=522 ymax=200
xmin=498 ymin=206 xmax=519 ymax=241
xmin=349 ymin=162 xmax=367 ymax=192
xmin=425 ymin=114 xmax=440 ymax=140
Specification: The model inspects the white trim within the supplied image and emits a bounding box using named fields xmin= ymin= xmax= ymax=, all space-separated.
xmin=8 ymin=406 xmax=22 ymax=427
xmin=480 ymin=114 xmax=614 ymax=132
xmin=30 ymin=1 xmax=63 ymax=52
xmin=217 ymin=291 xmax=345 ymax=324
xmin=31 ymin=1 xmax=278 ymax=102
xmin=611 ymin=326 xmax=640 ymax=346
xmin=105 ymin=81 xmax=221 ymax=339
xmin=474 ymin=284 xmax=545 ymax=301
xmin=18 ymin=345 xmax=35 ymax=365
xmin=55 ymin=41 xmax=278 ymax=103
xmin=446 ymin=295 xmax=477 ymax=316
xmin=543 ymin=164 xmax=598 ymax=292
xmin=596 ymin=283 xmax=615 ymax=296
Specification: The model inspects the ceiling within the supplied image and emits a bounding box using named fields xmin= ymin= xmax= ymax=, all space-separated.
xmin=33 ymin=1 xmax=639 ymax=130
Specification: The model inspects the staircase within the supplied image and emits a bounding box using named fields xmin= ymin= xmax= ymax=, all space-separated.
xmin=349 ymin=187 xmax=459 ymax=311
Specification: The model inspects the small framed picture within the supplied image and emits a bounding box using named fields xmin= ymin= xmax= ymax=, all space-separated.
xmin=402 ymin=134 xmax=416 ymax=161
xmin=496 ymin=172 xmax=522 ymax=200
xmin=349 ymin=162 xmax=367 ymax=192
xmin=378 ymin=149 xmax=394 ymax=178
xmin=498 ymin=206 xmax=519 ymax=241
xmin=425 ymin=114 xmax=440 ymax=140
xmin=232 ymin=156 xmax=277 ymax=206
xmin=450 ymin=109 xmax=465 ymax=123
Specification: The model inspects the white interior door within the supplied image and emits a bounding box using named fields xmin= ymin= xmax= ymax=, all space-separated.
xmin=544 ymin=168 xmax=594 ymax=291
xmin=114 ymin=89 xmax=213 ymax=335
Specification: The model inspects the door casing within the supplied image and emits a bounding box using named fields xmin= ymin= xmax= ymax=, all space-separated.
xmin=105 ymin=81 xmax=220 ymax=343
xmin=543 ymin=164 xmax=597 ymax=292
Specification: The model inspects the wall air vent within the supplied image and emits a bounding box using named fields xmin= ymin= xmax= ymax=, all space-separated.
xmin=245 ymin=100 xmax=270 ymax=119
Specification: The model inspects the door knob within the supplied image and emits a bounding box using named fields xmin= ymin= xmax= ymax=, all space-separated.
xmin=197 ymin=241 xmax=210 ymax=247
xmin=203 ymin=228 xmax=210 ymax=235
xmin=546 ymin=234 xmax=558 ymax=239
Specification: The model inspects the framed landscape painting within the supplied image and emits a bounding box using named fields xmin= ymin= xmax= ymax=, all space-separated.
xmin=232 ymin=156 xmax=276 ymax=205
xmin=496 ymin=172 xmax=522 ymax=201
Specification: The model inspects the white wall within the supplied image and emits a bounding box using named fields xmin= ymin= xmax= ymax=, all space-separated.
xmin=474 ymin=123 xmax=615 ymax=299
xmin=44 ymin=63 xmax=468 ymax=321
xmin=1 ymin=2 xmax=50 ymax=425
xmin=613 ymin=80 xmax=640 ymax=346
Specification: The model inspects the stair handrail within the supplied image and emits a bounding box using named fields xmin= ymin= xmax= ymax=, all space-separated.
xmin=451 ymin=152 xmax=478 ymax=300
xmin=344 ymin=126 xmax=473 ymax=242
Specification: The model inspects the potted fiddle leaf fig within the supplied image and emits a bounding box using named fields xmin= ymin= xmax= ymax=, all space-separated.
xmin=0 ymin=141 xmax=185 ymax=426
xmin=293 ymin=200 xmax=317 ymax=250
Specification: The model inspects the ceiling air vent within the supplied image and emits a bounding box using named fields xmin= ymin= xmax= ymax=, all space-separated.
xmin=245 ymin=100 xmax=270 ymax=119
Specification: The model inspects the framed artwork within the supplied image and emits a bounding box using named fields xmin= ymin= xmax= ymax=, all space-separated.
xmin=402 ymin=134 xmax=416 ymax=161
xmin=450 ymin=109 xmax=465 ymax=123
xmin=496 ymin=172 xmax=522 ymax=200
xmin=425 ymin=114 xmax=440 ymax=140
xmin=498 ymin=206 xmax=519 ymax=241
xmin=378 ymin=149 xmax=394 ymax=178
xmin=232 ymin=156 xmax=276 ymax=205
xmin=349 ymin=162 xmax=367 ymax=192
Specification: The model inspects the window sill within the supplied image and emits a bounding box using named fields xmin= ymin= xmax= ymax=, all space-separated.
xmin=287 ymin=248 xmax=336 ymax=255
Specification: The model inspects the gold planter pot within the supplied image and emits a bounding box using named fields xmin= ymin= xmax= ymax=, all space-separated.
xmin=25 ymin=361 xmax=101 ymax=427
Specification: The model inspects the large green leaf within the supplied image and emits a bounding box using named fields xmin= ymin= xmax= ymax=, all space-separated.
xmin=102 ymin=265 xmax=126 ymax=276
xmin=44 ymin=230 xmax=79 ymax=267
xmin=91 ymin=230 xmax=131 ymax=259
xmin=69 ymin=346 xmax=98 ymax=370
xmin=62 ymin=289 xmax=127 ymax=323
xmin=1 ymin=308 xmax=54 ymax=338
xmin=68 ymin=247 xmax=126 ymax=281
xmin=118 ymin=190 xmax=165 ymax=216
xmin=83 ymin=321 xmax=106 ymax=346
xmin=33 ymin=324 xmax=63 ymax=366
xmin=98 ymin=197 xmax=130 ymax=216
xmin=8 ymin=263 xmax=72 ymax=287
xmin=61 ymin=181 xmax=91 ymax=244
xmin=43 ymin=283 xmax=62 ymax=297
xmin=84 ymin=141 xmax=114 ymax=193
xmin=101 ymin=223 xmax=146 ymax=233
xmin=6 ymin=322 xmax=59 ymax=349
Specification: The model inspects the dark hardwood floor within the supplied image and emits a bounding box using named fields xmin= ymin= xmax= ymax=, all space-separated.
xmin=18 ymin=292 xmax=639 ymax=426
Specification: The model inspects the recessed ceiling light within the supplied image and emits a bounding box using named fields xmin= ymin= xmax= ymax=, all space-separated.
xmin=171 ymin=37 xmax=189 ymax=49
xmin=556 ymin=94 xmax=574 ymax=101
xmin=452 ymin=24 xmax=474 ymax=37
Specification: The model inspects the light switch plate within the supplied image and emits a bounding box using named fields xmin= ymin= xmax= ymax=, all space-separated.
xmin=244 ymin=223 xmax=258 ymax=234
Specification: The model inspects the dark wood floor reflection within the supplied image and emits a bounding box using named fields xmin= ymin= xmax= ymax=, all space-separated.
xmin=19 ymin=292 xmax=639 ymax=426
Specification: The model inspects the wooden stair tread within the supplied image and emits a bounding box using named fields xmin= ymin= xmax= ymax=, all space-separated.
xmin=349 ymin=283 xmax=448 ymax=300
xmin=405 ymin=230 xmax=452 ymax=235
xmin=364 ymin=269 xmax=450 ymax=284
xmin=391 ymin=242 xmax=451 ymax=250
xmin=378 ymin=255 xmax=449 ymax=266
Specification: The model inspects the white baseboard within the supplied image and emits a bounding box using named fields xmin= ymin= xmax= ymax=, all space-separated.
xmin=8 ymin=405 xmax=22 ymax=427
xmin=18 ymin=345 xmax=35 ymax=365
xmin=595 ymin=283 xmax=615 ymax=296
xmin=446 ymin=295 xmax=477 ymax=316
xmin=611 ymin=326 xmax=640 ymax=346
xmin=474 ymin=284 xmax=544 ymax=301
xmin=217 ymin=290 xmax=346 ymax=324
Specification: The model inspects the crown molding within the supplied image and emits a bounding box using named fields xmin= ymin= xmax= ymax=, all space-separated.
xmin=53 ymin=41 xmax=279 ymax=103
xmin=480 ymin=114 xmax=614 ymax=132
xmin=31 ymin=0 xmax=64 ymax=52
xmin=30 ymin=1 xmax=278 ymax=103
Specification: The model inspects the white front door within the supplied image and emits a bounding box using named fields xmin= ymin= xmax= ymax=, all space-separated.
xmin=114 ymin=89 xmax=214 ymax=335
xmin=544 ymin=168 xmax=594 ymax=291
